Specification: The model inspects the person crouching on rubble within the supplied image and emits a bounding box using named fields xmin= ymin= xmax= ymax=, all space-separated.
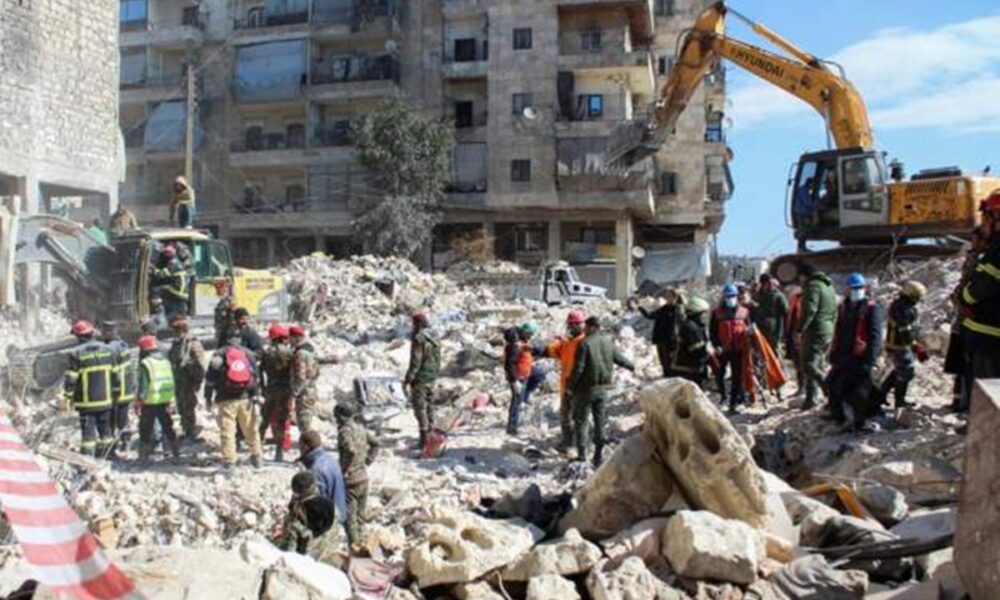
xmin=506 ymin=322 xmax=545 ymax=436
xmin=826 ymin=273 xmax=885 ymax=430
xmin=545 ymin=310 xmax=587 ymax=452
xmin=404 ymin=309 xmax=440 ymax=450
xmin=135 ymin=334 xmax=180 ymax=465
xmin=277 ymin=472 xmax=339 ymax=563
xmin=880 ymin=281 xmax=927 ymax=409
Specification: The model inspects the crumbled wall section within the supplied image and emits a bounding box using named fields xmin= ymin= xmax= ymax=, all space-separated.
xmin=0 ymin=0 xmax=119 ymax=180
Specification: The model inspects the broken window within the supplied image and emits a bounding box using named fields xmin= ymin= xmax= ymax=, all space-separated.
xmin=513 ymin=28 xmax=532 ymax=50
xmin=581 ymin=28 xmax=603 ymax=53
xmin=455 ymin=101 xmax=474 ymax=128
xmin=512 ymin=93 xmax=533 ymax=116
xmin=285 ymin=184 xmax=307 ymax=210
xmin=511 ymin=159 xmax=531 ymax=183
xmin=454 ymin=38 xmax=477 ymax=62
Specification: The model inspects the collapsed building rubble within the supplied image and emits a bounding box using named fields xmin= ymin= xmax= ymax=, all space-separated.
xmin=0 ymin=254 xmax=984 ymax=598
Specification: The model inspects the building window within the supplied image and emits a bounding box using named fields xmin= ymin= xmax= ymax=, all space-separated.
xmin=581 ymin=28 xmax=603 ymax=53
xmin=513 ymin=28 xmax=532 ymax=50
xmin=660 ymin=171 xmax=678 ymax=195
xmin=286 ymin=123 xmax=306 ymax=148
xmin=516 ymin=228 xmax=544 ymax=251
xmin=455 ymin=101 xmax=474 ymax=128
xmin=285 ymin=184 xmax=306 ymax=211
xmin=119 ymin=0 xmax=147 ymax=25
xmin=454 ymin=38 xmax=477 ymax=62
xmin=658 ymin=55 xmax=674 ymax=75
xmin=511 ymin=159 xmax=531 ymax=183
xmin=654 ymin=0 xmax=675 ymax=16
xmin=705 ymin=118 xmax=724 ymax=143
xmin=512 ymin=93 xmax=533 ymax=116
xmin=586 ymin=95 xmax=603 ymax=118
xmin=580 ymin=227 xmax=614 ymax=244
xmin=244 ymin=126 xmax=264 ymax=151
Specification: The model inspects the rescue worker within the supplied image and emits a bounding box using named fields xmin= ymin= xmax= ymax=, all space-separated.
xmin=109 ymin=205 xmax=139 ymax=238
xmin=100 ymin=321 xmax=136 ymax=453
xmin=63 ymin=321 xmax=119 ymax=458
xmin=881 ymin=281 xmax=927 ymax=408
xmin=501 ymin=327 xmax=522 ymax=424
xmin=289 ymin=324 xmax=319 ymax=433
xmin=671 ymin=297 xmax=710 ymax=386
xmin=638 ymin=288 xmax=683 ymax=377
xmin=335 ymin=401 xmax=379 ymax=551
xmin=709 ymin=284 xmax=751 ymax=411
xmin=751 ymin=274 xmax=789 ymax=355
xmin=827 ymin=273 xmax=884 ymax=427
xmin=135 ymin=334 xmax=180 ymax=465
xmin=213 ymin=278 xmax=237 ymax=348
xmin=507 ymin=322 xmax=544 ymax=435
xmin=167 ymin=314 xmax=206 ymax=440
xmin=204 ymin=334 xmax=262 ymax=469
xmin=957 ymin=191 xmax=1000 ymax=394
xmin=277 ymin=472 xmax=338 ymax=563
xmin=404 ymin=310 xmax=440 ymax=449
xmin=949 ymin=228 xmax=989 ymax=413
xmin=568 ymin=316 xmax=634 ymax=467
xmin=797 ymin=264 xmax=838 ymax=409
xmin=545 ymin=310 xmax=586 ymax=451
xmin=170 ymin=175 xmax=196 ymax=229
xmin=784 ymin=285 xmax=805 ymax=394
xmin=298 ymin=431 xmax=348 ymax=528
xmin=259 ymin=323 xmax=295 ymax=461
xmin=151 ymin=245 xmax=189 ymax=319
xmin=234 ymin=307 xmax=263 ymax=355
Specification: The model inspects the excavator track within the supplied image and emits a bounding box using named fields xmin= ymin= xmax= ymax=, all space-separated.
xmin=770 ymin=244 xmax=963 ymax=285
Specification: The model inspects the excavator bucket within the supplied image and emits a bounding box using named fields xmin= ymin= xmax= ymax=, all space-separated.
xmin=604 ymin=119 xmax=663 ymax=169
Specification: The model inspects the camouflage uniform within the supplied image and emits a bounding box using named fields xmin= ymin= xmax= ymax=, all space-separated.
xmin=404 ymin=330 xmax=440 ymax=446
xmin=291 ymin=342 xmax=320 ymax=432
xmin=259 ymin=339 xmax=295 ymax=456
xmin=278 ymin=494 xmax=339 ymax=564
xmin=168 ymin=331 xmax=207 ymax=438
xmin=214 ymin=295 xmax=236 ymax=348
xmin=337 ymin=417 xmax=379 ymax=547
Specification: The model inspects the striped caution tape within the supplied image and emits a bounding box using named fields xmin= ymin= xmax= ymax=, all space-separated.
xmin=0 ymin=416 xmax=143 ymax=599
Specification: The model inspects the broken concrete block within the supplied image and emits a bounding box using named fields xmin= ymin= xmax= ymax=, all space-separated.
xmin=662 ymin=510 xmax=762 ymax=585
xmin=408 ymin=509 xmax=544 ymax=587
xmin=744 ymin=555 xmax=868 ymax=599
xmin=639 ymin=379 xmax=769 ymax=528
xmin=586 ymin=557 xmax=684 ymax=600
xmin=916 ymin=548 xmax=953 ymax=581
xmin=600 ymin=517 xmax=669 ymax=562
xmin=780 ymin=491 xmax=841 ymax=529
xmin=526 ymin=574 xmax=580 ymax=600
xmin=260 ymin=552 xmax=352 ymax=600
xmin=890 ymin=507 xmax=955 ymax=542
xmin=558 ymin=434 xmax=685 ymax=538
xmin=452 ymin=581 xmax=505 ymax=600
xmin=860 ymin=458 xmax=960 ymax=501
xmin=800 ymin=514 xmax=886 ymax=548
xmin=500 ymin=528 xmax=602 ymax=581
xmin=857 ymin=483 xmax=908 ymax=526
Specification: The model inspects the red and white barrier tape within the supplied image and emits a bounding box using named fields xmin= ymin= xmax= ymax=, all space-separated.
xmin=0 ymin=416 xmax=143 ymax=599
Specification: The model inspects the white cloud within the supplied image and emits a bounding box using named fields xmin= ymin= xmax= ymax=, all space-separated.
xmin=726 ymin=14 xmax=1000 ymax=134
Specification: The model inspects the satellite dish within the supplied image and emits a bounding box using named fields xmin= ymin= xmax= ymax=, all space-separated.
xmin=521 ymin=106 xmax=539 ymax=120
xmin=385 ymin=39 xmax=398 ymax=54
xmin=631 ymin=246 xmax=646 ymax=260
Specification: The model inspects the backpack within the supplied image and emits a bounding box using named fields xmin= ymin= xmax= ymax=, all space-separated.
xmin=223 ymin=346 xmax=254 ymax=395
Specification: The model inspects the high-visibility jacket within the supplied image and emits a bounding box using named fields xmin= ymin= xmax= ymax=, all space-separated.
xmin=546 ymin=334 xmax=584 ymax=395
xmin=106 ymin=338 xmax=136 ymax=403
xmin=154 ymin=258 xmax=189 ymax=301
xmin=711 ymin=305 xmax=750 ymax=351
xmin=63 ymin=340 xmax=118 ymax=412
xmin=961 ymin=239 xmax=1000 ymax=343
xmin=886 ymin=296 xmax=919 ymax=351
xmin=139 ymin=354 xmax=176 ymax=406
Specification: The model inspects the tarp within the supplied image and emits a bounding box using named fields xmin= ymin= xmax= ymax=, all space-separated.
xmin=0 ymin=416 xmax=143 ymax=599
xmin=638 ymin=243 xmax=712 ymax=284
xmin=143 ymin=101 xmax=203 ymax=153
xmin=233 ymin=40 xmax=307 ymax=103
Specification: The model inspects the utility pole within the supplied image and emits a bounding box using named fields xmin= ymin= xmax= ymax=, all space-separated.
xmin=184 ymin=40 xmax=196 ymax=183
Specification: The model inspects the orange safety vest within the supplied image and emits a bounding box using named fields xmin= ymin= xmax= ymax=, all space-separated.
xmin=512 ymin=341 xmax=534 ymax=380
xmin=713 ymin=305 xmax=750 ymax=351
xmin=787 ymin=292 xmax=803 ymax=333
xmin=546 ymin=335 xmax=584 ymax=395
xmin=831 ymin=300 xmax=875 ymax=358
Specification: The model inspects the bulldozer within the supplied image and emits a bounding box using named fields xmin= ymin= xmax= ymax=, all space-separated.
xmin=607 ymin=2 xmax=1000 ymax=283
xmin=1 ymin=209 xmax=287 ymax=391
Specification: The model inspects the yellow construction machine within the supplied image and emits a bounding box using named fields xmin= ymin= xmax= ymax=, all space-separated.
xmin=608 ymin=2 xmax=1000 ymax=283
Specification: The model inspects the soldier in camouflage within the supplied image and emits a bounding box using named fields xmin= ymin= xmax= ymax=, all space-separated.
xmin=213 ymin=278 xmax=237 ymax=349
xmin=277 ymin=471 xmax=339 ymax=564
xmin=334 ymin=401 xmax=379 ymax=551
xmin=259 ymin=323 xmax=295 ymax=461
xmin=404 ymin=309 xmax=440 ymax=450
xmin=289 ymin=324 xmax=319 ymax=433
xmin=167 ymin=314 xmax=207 ymax=440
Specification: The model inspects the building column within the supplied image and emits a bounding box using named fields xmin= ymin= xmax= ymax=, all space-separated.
xmin=266 ymin=234 xmax=277 ymax=267
xmin=15 ymin=176 xmax=41 ymax=329
xmin=614 ymin=217 xmax=634 ymax=300
xmin=546 ymin=220 xmax=561 ymax=263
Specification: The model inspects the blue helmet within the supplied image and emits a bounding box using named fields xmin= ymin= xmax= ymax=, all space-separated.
xmin=846 ymin=272 xmax=866 ymax=288
xmin=722 ymin=283 xmax=739 ymax=297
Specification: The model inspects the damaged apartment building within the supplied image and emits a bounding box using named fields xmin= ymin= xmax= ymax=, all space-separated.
xmin=118 ymin=0 xmax=731 ymax=297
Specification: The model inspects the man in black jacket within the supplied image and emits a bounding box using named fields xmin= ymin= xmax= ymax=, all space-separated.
xmin=638 ymin=288 xmax=683 ymax=378
xmin=957 ymin=192 xmax=1000 ymax=404
xmin=827 ymin=273 xmax=884 ymax=428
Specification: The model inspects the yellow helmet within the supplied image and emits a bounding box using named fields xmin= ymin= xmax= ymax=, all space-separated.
xmin=901 ymin=280 xmax=927 ymax=300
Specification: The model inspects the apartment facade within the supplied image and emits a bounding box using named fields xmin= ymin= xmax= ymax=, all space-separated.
xmin=118 ymin=0 xmax=730 ymax=297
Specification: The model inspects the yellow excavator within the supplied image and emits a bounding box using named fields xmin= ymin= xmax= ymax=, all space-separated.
xmin=609 ymin=2 xmax=1000 ymax=283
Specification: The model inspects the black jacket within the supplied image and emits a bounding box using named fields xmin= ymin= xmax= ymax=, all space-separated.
xmin=640 ymin=304 xmax=682 ymax=347
xmin=961 ymin=237 xmax=1000 ymax=348
xmin=831 ymin=299 xmax=884 ymax=368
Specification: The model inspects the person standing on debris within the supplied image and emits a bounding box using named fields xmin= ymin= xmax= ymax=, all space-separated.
xmin=545 ymin=310 xmax=587 ymax=452
xmin=709 ymin=284 xmax=751 ymax=412
xmin=671 ymin=297 xmax=711 ymax=386
xmin=298 ymin=431 xmax=348 ymax=528
xmin=568 ymin=316 xmax=635 ymax=467
xmin=135 ymin=334 xmax=180 ymax=465
xmin=63 ymin=321 xmax=120 ymax=458
xmin=170 ymin=175 xmax=196 ymax=229
xmin=784 ymin=285 xmax=806 ymax=394
xmin=797 ymin=263 xmax=838 ymax=410
xmin=204 ymin=335 xmax=262 ymax=469
xmin=404 ymin=309 xmax=440 ymax=449
xmin=638 ymin=288 xmax=684 ymax=378
xmin=109 ymin=205 xmax=139 ymax=238
xmin=881 ymin=281 xmax=927 ymax=409
xmin=213 ymin=278 xmax=237 ymax=348
xmin=151 ymin=245 xmax=189 ymax=319
xmin=277 ymin=472 xmax=339 ymax=563
xmin=506 ymin=322 xmax=545 ymax=436
xmin=502 ymin=327 xmax=523 ymax=425
xmin=260 ymin=323 xmax=295 ymax=461
xmin=100 ymin=321 xmax=136 ymax=454
xmin=957 ymin=191 xmax=1000 ymax=397
xmin=289 ymin=324 xmax=319 ymax=433
xmin=234 ymin=307 xmax=263 ymax=356
xmin=827 ymin=273 xmax=884 ymax=427
xmin=167 ymin=314 xmax=207 ymax=440
xmin=335 ymin=402 xmax=379 ymax=551
xmin=750 ymin=274 xmax=789 ymax=355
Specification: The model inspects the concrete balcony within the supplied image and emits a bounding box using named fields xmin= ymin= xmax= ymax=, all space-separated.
xmin=442 ymin=0 xmax=489 ymax=19
xmin=558 ymin=49 xmax=655 ymax=94
xmin=119 ymin=74 xmax=185 ymax=105
xmin=559 ymin=188 xmax=655 ymax=219
xmin=225 ymin=207 xmax=354 ymax=234
xmin=307 ymin=78 xmax=398 ymax=102
xmin=557 ymin=0 xmax=654 ymax=41
xmin=229 ymin=139 xmax=354 ymax=169
xmin=120 ymin=15 xmax=205 ymax=49
xmin=443 ymin=192 xmax=488 ymax=209
xmin=308 ymin=55 xmax=400 ymax=101
xmin=442 ymin=60 xmax=488 ymax=80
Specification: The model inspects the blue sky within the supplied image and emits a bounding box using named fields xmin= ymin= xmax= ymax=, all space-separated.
xmin=717 ymin=0 xmax=1000 ymax=256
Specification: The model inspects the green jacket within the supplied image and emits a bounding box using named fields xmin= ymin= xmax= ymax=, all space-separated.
xmin=337 ymin=419 xmax=378 ymax=485
xmin=569 ymin=332 xmax=634 ymax=392
xmin=752 ymin=289 xmax=789 ymax=346
xmin=799 ymin=272 xmax=838 ymax=337
xmin=405 ymin=330 xmax=440 ymax=384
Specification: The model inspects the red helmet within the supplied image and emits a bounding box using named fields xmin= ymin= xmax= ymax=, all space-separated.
xmin=981 ymin=189 xmax=1000 ymax=214
xmin=289 ymin=324 xmax=305 ymax=338
xmin=268 ymin=323 xmax=289 ymax=340
xmin=137 ymin=335 xmax=157 ymax=351
xmin=566 ymin=310 xmax=585 ymax=326
xmin=162 ymin=245 xmax=177 ymax=258
xmin=71 ymin=320 xmax=94 ymax=337
xmin=411 ymin=309 xmax=430 ymax=325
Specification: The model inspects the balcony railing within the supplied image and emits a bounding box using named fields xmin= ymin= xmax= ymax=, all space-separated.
xmin=311 ymin=54 xmax=399 ymax=85
xmin=454 ymin=112 xmax=488 ymax=129
xmin=234 ymin=10 xmax=308 ymax=30
xmin=120 ymin=9 xmax=204 ymax=32
xmin=313 ymin=0 xmax=398 ymax=27
xmin=121 ymin=73 xmax=185 ymax=89
xmin=312 ymin=123 xmax=353 ymax=147
xmin=231 ymin=133 xmax=306 ymax=153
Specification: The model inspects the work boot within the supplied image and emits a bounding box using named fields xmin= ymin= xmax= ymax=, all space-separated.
xmin=250 ymin=455 xmax=261 ymax=469
xmin=592 ymin=445 xmax=604 ymax=469
xmin=137 ymin=444 xmax=151 ymax=467
xmin=273 ymin=445 xmax=284 ymax=463
xmin=169 ymin=439 xmax=181 ymax=460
